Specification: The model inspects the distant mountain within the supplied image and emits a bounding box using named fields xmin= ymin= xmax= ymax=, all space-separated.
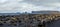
xmin=0 ymin=11 xmax=60 ymax=16
xmin=31 ymin=11 xmax=60 ymax=14
xmin=0 ymin=13 xmax=21 ymax=16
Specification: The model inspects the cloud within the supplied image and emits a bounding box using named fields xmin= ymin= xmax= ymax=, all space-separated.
xmin=24 ymin=0 xmax=60 ymax=6
xmin=43 ymin=3 xmax=60 ymax=7
xmin=0 ymin=0 xmax=8 ymax=3
xmin=0 ymin=2 xmax=56 ymax=13
xmin=0 ymin=0 xmax=60 ymax=13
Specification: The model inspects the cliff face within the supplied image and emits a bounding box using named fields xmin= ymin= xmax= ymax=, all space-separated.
xmin=0 ymin=14 xmax=60 ymax=27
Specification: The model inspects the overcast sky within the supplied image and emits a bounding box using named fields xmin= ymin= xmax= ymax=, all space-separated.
xmin=0 ymin=0 xmax=60 ymax=13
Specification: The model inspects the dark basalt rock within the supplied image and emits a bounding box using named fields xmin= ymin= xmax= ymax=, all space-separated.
xmin=0 ymin=23 xmax=3 ymax=26
xmin=0 ymin=14 xmax=60 ymax=27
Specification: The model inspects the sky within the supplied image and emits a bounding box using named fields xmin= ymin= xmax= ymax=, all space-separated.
xmin=0 ymin=0 xmax=60 ymax=13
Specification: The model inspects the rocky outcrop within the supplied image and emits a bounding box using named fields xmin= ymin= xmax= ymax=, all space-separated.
xmin=0 ymin=14 xmax=60 ymax=27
